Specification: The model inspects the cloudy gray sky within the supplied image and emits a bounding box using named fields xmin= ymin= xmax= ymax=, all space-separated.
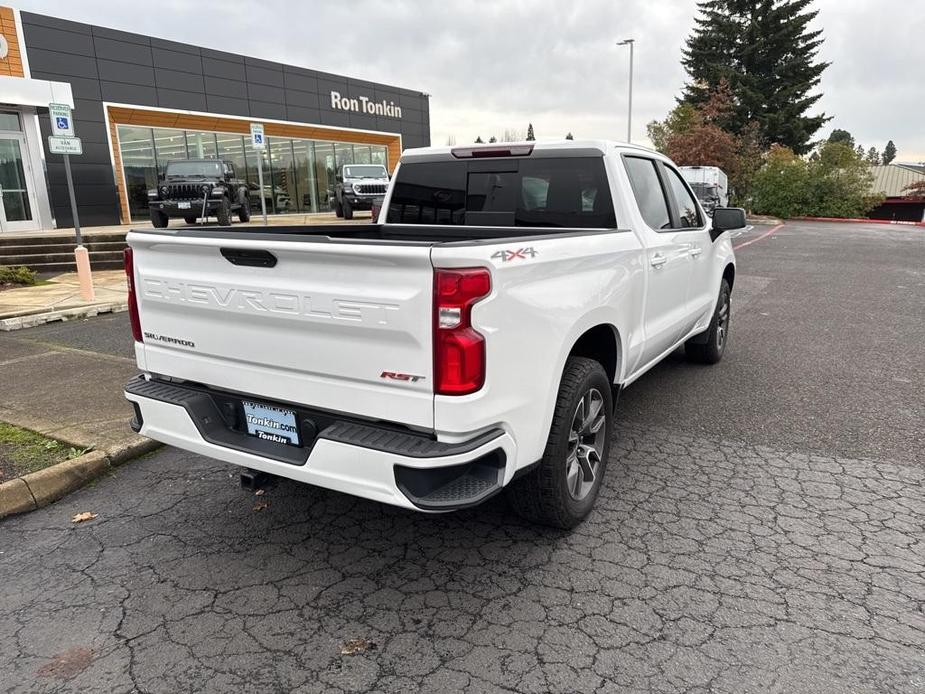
xmin=16 ymin=0 xmax=925 ymax=160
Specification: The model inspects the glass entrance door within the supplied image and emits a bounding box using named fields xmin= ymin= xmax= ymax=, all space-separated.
xmin=0 ymin=134 xmax=38 ymax=232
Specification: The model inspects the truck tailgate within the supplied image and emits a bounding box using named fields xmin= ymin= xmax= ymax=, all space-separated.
xmin=128 ymin=231 xmax=435 ymax=430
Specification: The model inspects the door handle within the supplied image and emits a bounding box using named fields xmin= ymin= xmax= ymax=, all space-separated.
xmin=689 ymin=247 xmax=703 ymax=258
xmin=650 ymin=253 xmax=667 ymax=268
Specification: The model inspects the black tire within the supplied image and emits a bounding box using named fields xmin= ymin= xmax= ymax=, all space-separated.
xmin=216 ymin=197 xmax=232 ymax=226
xmin=238 ymin=196 xmax=251 ymax=223
xmin=507 ymin=357 xmax=613 ymax=529
xmin=334 ymin=199 xmax=344 ymax=218
xmin=150 ymin=210 xmax=168 ymax=228
xmin=183 ymin=215 xmax=197 ymax=225
xmin=685 ymin=279 xmax=731 ymax=364
xmin=343 ymin=199 xmax=354 ymax=220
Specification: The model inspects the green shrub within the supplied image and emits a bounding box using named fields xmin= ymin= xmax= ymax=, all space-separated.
xmin=0 ymin=265 xmax=38 ymax=286
xmin=751 ymin=142 xmax=884 ymax=219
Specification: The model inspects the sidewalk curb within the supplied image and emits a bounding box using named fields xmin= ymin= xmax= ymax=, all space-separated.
xmin=791 ymin=215 xmax=925 ymax=227
xmin=0 ymin=302 xmax=127 ymax=332
xmin=0 ymin=439 xmax=161 ymax=519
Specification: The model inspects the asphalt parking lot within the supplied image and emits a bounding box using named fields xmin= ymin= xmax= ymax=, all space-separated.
xmin=1 ymin=220 xmax=923 ymax=693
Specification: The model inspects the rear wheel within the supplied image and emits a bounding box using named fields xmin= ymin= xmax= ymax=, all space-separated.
xmin=150 ymin=210 xmax=168 ymax=228
xmin=507 ymin=357 xmax=612 ymax=529
xmin=183 ymin=215 xmax=197 ymax=225
xmin=685 ymin=279 xmax=731 ymax=364
xmin=216 ymin=197 xmax=232 ymax=226
xmin=343 ymin=198 xmax=354 ymax=220
xmin=238 ymin=196 xmax=251 ymax=222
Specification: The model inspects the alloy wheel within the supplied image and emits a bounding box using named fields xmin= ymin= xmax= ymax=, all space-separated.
xmin=566 ymin=388 xmax=607 ymax=500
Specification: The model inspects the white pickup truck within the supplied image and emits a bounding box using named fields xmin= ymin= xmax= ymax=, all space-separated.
xmin=123 ymin=140 xmax=743 ymax=528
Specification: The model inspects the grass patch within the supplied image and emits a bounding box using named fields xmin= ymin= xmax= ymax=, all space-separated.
xmin=0 ymin=422 xmax=91 ymax=482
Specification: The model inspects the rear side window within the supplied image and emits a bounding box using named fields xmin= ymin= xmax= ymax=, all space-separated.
xmin=663 ymin=166 xmax=703 ymax=228
xmin=624 ymin=157 xmax=671 ymax=230
xmin=386 ymin=158 xmax=616 ymax=228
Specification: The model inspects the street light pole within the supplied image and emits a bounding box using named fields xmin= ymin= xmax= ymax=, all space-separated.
xmin=617 ymin=39 xmax=635 ymax=143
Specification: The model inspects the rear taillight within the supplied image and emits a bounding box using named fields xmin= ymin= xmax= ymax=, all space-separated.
xmin=124 ymin=247 xmax=142 ymax=343
xmin=433 ymin=268 xmax=491 ymax=395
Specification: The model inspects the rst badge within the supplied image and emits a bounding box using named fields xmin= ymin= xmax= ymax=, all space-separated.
xmin=380 ymin=371 xmax=425 ymax=383
xmin=491 ymin=247 xmax=538 ymax=262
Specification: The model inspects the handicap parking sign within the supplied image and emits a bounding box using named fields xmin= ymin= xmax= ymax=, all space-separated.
xmin=250 ymin=122 xmax=266 ymax=149
xmin=49 ymin=103 xmax=74 ymax=137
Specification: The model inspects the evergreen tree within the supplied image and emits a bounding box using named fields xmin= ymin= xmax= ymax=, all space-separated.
xmin=828 ymin=129 xmax=854 ymax=148
xmin=475 ymin=136 xmax=484 ymax=143
xmin=488 ymin=136 xmax=497 ymax=143
xmin=866 ymin=147 xmax=880 ymax=165
xmin=526 ymin=123 xmax=536 ymax=141
xmin=855 ymin=144 xmax=865 ymax=159
xmin=882 ymin=140 xmax=897 ymax=165
xmin=565 ymin=132 xmax=574 ymax=140
xmin=681 ymin=0 xmax=830 ymax=154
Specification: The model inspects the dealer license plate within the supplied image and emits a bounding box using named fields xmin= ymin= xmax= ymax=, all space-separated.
xmin=178 ymin=201 xmax=191 ymax=209
xmin=242 ymin=401 xmax=301 ymax=446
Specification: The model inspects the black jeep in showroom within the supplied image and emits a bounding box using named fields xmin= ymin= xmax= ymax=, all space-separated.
xmin=147 ymin=159 xmax=251 ymax=227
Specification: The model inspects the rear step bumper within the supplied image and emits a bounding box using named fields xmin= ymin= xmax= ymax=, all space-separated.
xmin=124 ymin=376 xmax=515 ymax=511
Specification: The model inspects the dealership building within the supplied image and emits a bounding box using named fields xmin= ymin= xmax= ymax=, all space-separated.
xmin=0 ymin=5 xmax=430 ymax=233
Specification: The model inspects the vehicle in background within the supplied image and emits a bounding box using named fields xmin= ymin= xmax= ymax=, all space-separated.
xmin=147 ymin=159 xmax=250 ymax=228
xmin=680 ymin=166 xmax=729 ymax=214
xmin=333 ymin=164 xmax=390 ymax=220
xmin=125 ymin=140 xmax=745 ymax=528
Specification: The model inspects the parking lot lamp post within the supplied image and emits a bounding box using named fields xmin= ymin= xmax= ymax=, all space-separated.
xmin=617 ymin=38 xmax=635 ymax=143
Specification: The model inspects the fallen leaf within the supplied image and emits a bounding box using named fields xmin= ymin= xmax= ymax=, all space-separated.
xmin=255 ymin=489 xmax=265 ymax=496
xmin=253 ymin=501 xmax=269 ymax=512
xmin=340 ymin=638 xmax=377 ymax=656
xmin=71 ymin=512 xmax=97 ymax=524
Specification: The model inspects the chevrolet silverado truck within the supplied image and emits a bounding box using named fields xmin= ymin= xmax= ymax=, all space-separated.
xmin=123 ymin=140 xmax=744 ymax=528
xmin=148 ymin=159 xmax=251 ymax=228
xmin=333 ymin=163 xmax=390 ymax=219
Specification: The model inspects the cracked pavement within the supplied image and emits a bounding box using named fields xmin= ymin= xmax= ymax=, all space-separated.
xmin=1 ymin=221 xmax=923 ymax=693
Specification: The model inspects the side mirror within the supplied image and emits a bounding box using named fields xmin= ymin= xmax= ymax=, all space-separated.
xmin=711 ymin=207 xmax=747 ymax=232
xmin=335 ymin=174 xmax=343 ymax=183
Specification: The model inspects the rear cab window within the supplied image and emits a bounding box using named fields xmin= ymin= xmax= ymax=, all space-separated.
xmin=386 ymin=157 xmax=617 ymax=228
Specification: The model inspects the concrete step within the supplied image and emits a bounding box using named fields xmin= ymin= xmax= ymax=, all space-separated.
xmin=0 ymin=250 xmax=125 ymax=266
xmin=5 ymin=259 xmax=125 ymax=274
xmin=0 ymin=232 xmax=127 ymax=248
xmin=0 ymin=241 xmax=127 ymax=257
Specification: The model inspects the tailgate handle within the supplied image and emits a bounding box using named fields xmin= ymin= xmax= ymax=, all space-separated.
xmin=220 ymin=248 xmax=277 ymax=268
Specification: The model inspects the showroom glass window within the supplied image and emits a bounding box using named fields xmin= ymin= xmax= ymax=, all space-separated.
xmin=152 ymin=128 xmax=189 ymax=176
xmin=117 ymin=126 xmax=157 ymax=220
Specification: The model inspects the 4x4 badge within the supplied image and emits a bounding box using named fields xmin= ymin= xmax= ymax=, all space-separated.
xmin=491 ymin=247 xmax=538 ymax=262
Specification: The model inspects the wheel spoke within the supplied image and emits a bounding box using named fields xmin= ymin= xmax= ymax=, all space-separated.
xmin=566 ymin=456 xmax=581 ymax=496
xmin=576 ymin=445 xmax=597 ymax=482
xmin=583 ymin=395 xmax=603 ymax=433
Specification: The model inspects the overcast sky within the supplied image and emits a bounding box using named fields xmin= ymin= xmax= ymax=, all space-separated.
xmin=16 ymin=0 xmax=925 ymax=161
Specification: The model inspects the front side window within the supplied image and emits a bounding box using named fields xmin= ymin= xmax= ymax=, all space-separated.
xmin=386 ymin=157 xmax=616 ymax=228
xmin=624 ymin=156 xmax=671 ymax=230
xmin=664 ymin=166 xmax=703 ymax=228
